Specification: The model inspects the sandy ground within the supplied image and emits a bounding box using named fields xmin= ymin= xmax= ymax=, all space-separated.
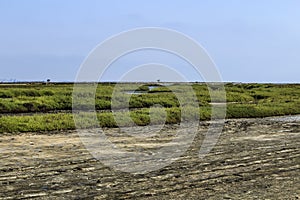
xmin=0 ymin=116 xmax=299 ymax=199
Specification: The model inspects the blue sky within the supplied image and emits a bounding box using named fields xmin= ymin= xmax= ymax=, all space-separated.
xmin=0 ymin=0 xmax=299 ymax=82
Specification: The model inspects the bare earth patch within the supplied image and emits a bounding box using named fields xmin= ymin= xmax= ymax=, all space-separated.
xmin=0 ymin=116 xmax=299 ymax=199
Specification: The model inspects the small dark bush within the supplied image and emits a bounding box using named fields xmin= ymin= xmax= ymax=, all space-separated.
xmin=23 ymin=102 xmax=35 ymax=112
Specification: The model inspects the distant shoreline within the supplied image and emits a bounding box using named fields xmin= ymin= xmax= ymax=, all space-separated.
xmin=0 ymin=81 xmax=299 ymax=85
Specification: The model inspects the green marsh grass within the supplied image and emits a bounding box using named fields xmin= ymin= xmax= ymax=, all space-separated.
xmin=0 ymin=83 xmax=299 ymax=133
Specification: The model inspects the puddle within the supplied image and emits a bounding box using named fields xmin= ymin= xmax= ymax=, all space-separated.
xmin=124 ymin=90 xmax=147 ymax=95
xmin=148 ymin=86 xmax=160 ymax=90
xmin=269 ymin=115 xmax=300 ymax=122
xmin=124 ymin=85 xmax=161 ymax=94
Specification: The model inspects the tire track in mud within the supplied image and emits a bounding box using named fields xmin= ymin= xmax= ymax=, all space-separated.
xmin=0 ymin=117 xmax=299 ymax=199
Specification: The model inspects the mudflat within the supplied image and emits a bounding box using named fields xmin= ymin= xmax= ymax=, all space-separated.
xmin=0 ymin=116 xmax=299 ymax=199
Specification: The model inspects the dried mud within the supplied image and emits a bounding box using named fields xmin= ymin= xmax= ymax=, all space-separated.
xmin=0 ymin=116 xmax=299 ymax=199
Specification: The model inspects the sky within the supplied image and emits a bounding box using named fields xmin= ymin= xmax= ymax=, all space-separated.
xmin=0 ymin=0 xmax=299 ymax=83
